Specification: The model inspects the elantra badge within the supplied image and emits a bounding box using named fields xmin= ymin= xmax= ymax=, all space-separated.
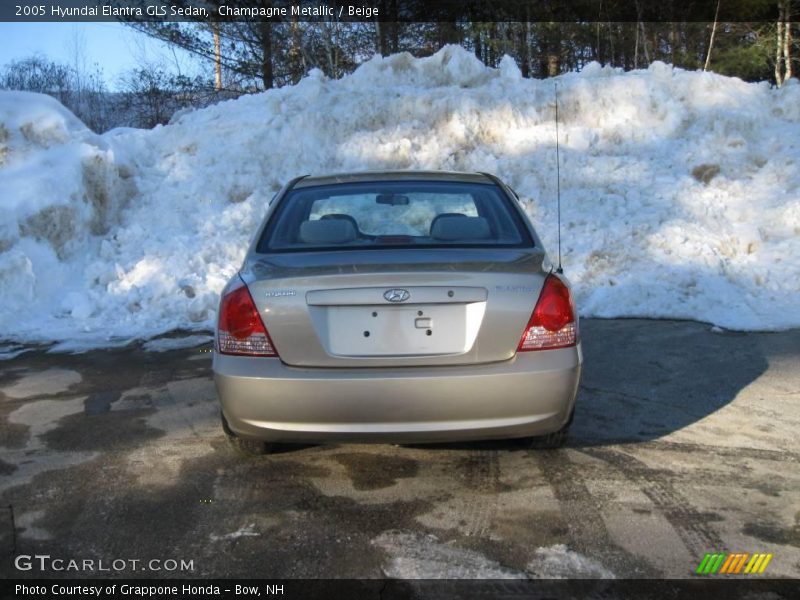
xmin=383 ymin=289 xmax=410 ymax=303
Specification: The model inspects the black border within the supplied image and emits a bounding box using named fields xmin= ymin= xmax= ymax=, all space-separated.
xmin=1 ymin=1 xmax=786 ymax=23
xmin=4 ymin=578 xmax=800 ymax=600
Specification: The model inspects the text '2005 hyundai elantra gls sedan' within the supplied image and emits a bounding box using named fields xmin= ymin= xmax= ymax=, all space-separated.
xmin=213 ymin=171 xmax=581 ymax=454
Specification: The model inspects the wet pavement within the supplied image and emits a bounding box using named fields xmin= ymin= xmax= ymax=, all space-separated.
xmin=1 ymin=319 xmax=799 ymax=579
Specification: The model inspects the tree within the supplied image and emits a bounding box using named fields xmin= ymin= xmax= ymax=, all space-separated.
xmin=704 ymin=0 xmax=722 ymax=70
xmin=775 ymin=0 xmax=794 ymax=85
xmin=212 ymin=21 xmax=222 ymax=90
xmin=123 ymin=1 xmax=797 ymax=95
xmin=118 ymin=65 xmax=213 ymax=128
xmin=0 ymin=55 xmax=114 ymax=132
xmin=1 ymin=56 xmax=72 ymax=99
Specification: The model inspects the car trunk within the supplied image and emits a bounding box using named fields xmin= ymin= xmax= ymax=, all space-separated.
xmin=241 ymin=248 xmax=548 ymax=368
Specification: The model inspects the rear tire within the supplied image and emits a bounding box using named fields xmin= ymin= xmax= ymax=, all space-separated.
xmin=524 ymin=424 xmax=570 ymax=449
xmin=523 ymin=410 xmax=573 ymax=450
xmin=221 ymin=411 xmax=273 ymax=456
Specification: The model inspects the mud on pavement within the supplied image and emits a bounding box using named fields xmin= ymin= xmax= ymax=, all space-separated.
xmin=1 ymin=319 xmax=799 ymax=579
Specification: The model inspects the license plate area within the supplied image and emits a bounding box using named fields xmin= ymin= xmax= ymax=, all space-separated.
xmin=316 ymin=303 xmax=484 ymax=357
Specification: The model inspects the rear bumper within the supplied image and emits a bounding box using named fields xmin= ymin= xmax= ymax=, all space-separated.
xmin=213 ymin=346 xmax=582 ymax=443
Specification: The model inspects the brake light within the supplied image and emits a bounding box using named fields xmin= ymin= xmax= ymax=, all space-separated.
xmin=217 ymin=278 xmax=278 ymax=357
xmin=517 ymin=275 xmax=577 ymax=351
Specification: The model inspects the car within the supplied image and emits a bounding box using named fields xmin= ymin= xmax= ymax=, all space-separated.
xmin=213 ymin=170 xmax=581 ymax=454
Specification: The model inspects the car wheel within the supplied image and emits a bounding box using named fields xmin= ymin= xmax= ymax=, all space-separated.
xmin=221 ymin=411 xmax=273 ymax=456
xmin=524 ymin=424 xmax=570 ymax=449
xmin=523 ymin=410 xmax=573 ymax=450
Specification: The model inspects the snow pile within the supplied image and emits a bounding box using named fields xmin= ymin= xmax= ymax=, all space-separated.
xmin=209 ymin=523 xmax=260 ymax=541
xmin=372 ymin=531 xmax=525 ymax=578
xmin=372 ymin=531 xmax=614 ymax=578
xmin=0 ymin=92 xmax=134 ymax=347
xmin=527 ymin=544 xmax=615 ymax=578
xmin=1 ymin=46 xmax=799 ymax=350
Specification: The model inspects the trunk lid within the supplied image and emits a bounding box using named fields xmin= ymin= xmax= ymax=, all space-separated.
xmin=241 ymin=248 xmax=547 ymax=367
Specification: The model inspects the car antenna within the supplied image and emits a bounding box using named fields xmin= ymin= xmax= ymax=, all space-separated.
xmin=554 ymin=82 xmax=563 ymax=274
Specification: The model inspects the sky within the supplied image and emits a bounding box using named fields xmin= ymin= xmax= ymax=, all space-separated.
xmin=0 ymin=22 xmax=198 ymax=90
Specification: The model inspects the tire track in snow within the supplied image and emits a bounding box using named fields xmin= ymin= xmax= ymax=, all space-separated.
xmin=582 ymin=447 xmax=725 ymax=559
xmin=460 ymin=448 xmax=501 ymax=538
xmin=535 ymin=449 xmax=657 ymax=577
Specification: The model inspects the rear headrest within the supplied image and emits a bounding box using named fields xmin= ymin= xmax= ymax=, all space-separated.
xmin=321 ymin=214 xmax=360 ymax=230
xmin=429 ymin=212 xmax=466 ymax=235
xmin=299 ymin=219 xmax=357 ymax=244
xmin=430 ymin=216 xmax=491 ymax=241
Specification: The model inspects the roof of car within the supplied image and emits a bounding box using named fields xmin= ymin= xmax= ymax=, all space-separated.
xmin=293 ymin=170 xmax=496 ymax=188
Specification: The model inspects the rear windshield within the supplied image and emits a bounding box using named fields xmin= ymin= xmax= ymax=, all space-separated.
xmin=258 ymin=181 xmax=533 ymax=252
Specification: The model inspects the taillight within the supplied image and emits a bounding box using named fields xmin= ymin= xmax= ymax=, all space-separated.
xmin=217 ymin=278 xmax=278 ymax=357
xmin=517 ymin=275 xmax=577 ymax=351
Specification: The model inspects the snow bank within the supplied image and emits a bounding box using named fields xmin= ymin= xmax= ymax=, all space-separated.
xmin=372 ymin=531 xmax=525 ymax=578
xmin=372 ymin=531 xmax=614 ymax=578
xmin=1 ymin=46 xmax=799 ymax=349
xmin=527 ymin=544 xmax=614 ymax=578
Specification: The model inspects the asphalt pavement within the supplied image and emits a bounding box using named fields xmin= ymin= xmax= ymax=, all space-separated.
xmin=1 ymin=319 xmax=798 ymax=579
